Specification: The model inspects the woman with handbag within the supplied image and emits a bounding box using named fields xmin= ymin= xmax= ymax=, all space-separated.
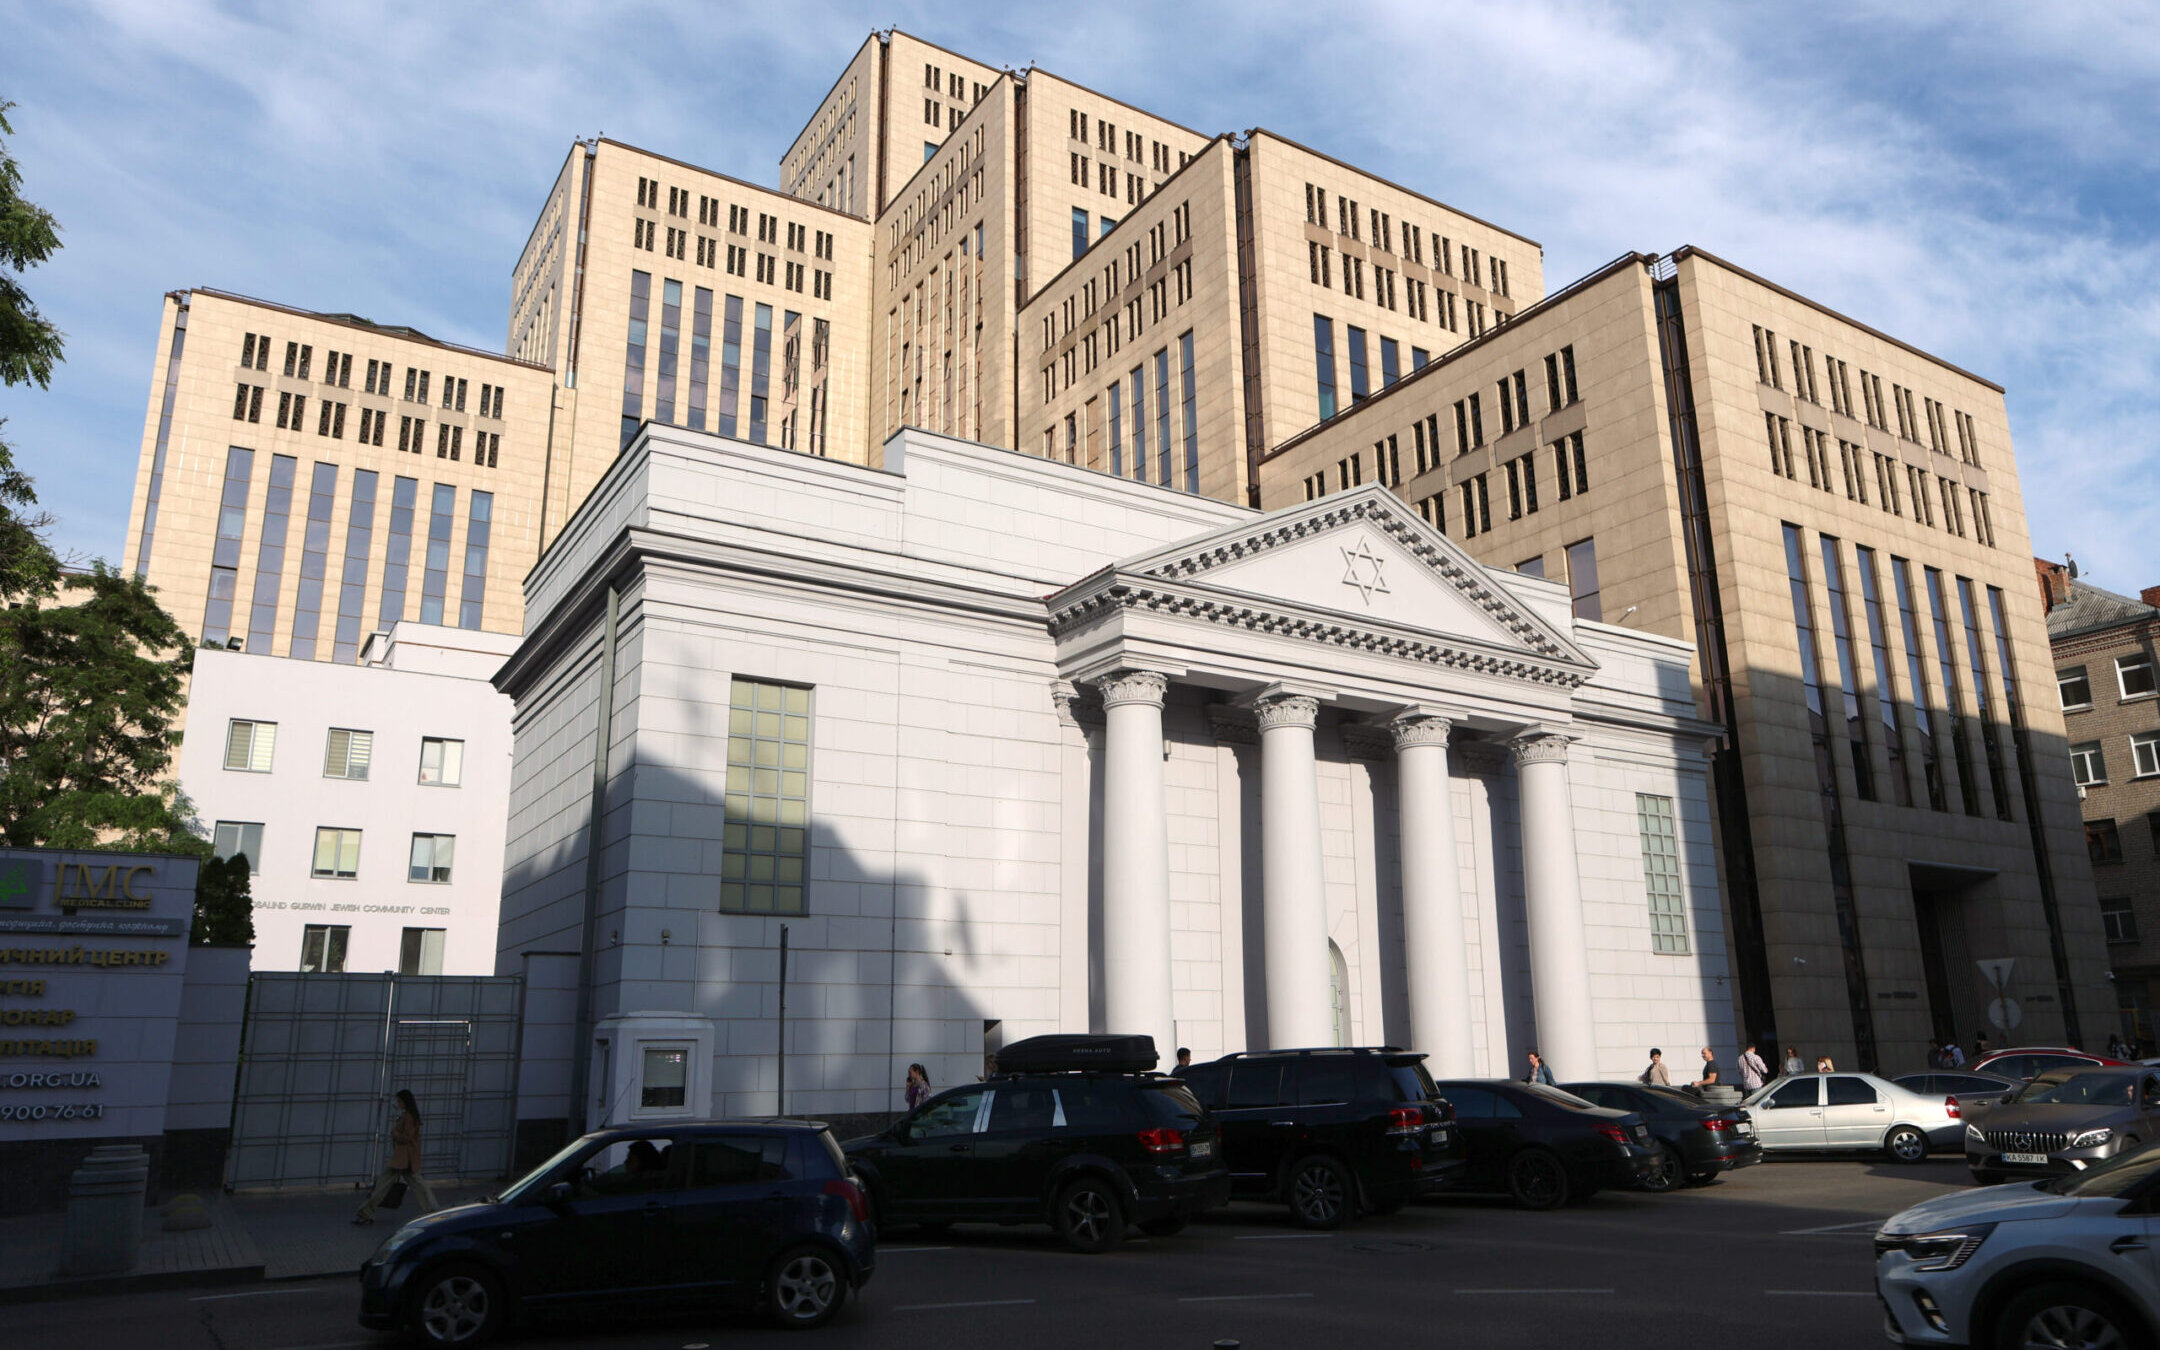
xmin=354 ymin=1089 xmax=441 ymax=1225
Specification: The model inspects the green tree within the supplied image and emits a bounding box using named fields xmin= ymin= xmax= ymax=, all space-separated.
xmin=0 ymin=96 xmax=65 ymax=601
xmin=190 ymin=853 xmax=254 ymax=946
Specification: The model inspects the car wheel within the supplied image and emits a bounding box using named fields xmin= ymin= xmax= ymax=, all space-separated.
xmin=407 ymin=1263 xmax=504 ymax=1348
xmin=1639 ymin=1143 xmax=1684 ymax=1193
xmin=1286 ymin=1156 xmax=1353 ymax=1230
xmin=1995 ymin=1280 xmax=2140 ymax=1350
xmin=767 ymin=1245 xmax=847 ymax=1330
xmin=1505 ymin=1149 xmax=1570 ymax=1211
xmin=1052 ymin=1177 xmax=1126 ymax=1254
xmin=1885 ymin=1126 xmax=1928 ymax=1164
xmin=1139 ymin=1216 xmax=1190 ymax=1237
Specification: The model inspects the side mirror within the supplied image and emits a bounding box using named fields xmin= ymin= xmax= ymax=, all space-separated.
xmin=542 ymin=1180 xmax=575 ymax=1207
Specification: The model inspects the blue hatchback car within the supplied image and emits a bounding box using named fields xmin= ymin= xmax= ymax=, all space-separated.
xmin=359 ymin=1120 xmax=875 ymax=1345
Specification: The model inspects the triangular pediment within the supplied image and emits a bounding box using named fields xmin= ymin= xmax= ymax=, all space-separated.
xmin=1067 ymin=486 xmax=1591 ymax=668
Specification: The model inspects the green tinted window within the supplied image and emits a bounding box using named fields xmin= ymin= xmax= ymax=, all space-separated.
xmin=1637 ymin=793 xmax=1689 ymax=954
xmin=721 ymin=679 xmax=810 ymax=915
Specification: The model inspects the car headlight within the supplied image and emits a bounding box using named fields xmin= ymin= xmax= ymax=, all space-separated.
xmin=1966 ymin=1123 xmax=1984 ymax=1143
xmin=370 ymin=1224 xmax=429 ymax=1265
xmin=1879 ymin=1223 xmax=1996 ymax=1272
xmin=2072 ymin=1127 xmax=2115 ymax=1149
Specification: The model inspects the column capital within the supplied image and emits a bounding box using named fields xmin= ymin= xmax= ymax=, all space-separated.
xmin=1096 ymin=668 xmax=1169 ymax=710
xmin=1389 ymin=712 xmax=1455 ymax=751
xmin=1252 ymin=691 xmax=1320 ymax=731
xmin=1509 ymin=730 xmax=1576 ymax=767
xmin=1050 ymin=680 xmax=1103 ymax=728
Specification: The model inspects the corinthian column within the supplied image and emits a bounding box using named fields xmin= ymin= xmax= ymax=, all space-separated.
xmin=1393 ymin=712 xmax=1476 ymax=1076
xmin=1097 ymin=670 xmax=1174 ymax=1052
xmin=1256 ymin=690 xmax=1334 ymax=1048
xmin=1513 ymin=730 xmax=1598 ymax=1079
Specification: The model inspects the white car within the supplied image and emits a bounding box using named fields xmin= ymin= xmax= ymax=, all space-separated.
xmin=1876 ymin=1148 xmax=2160 ymax=1345
xmin=1740 ymin=1072 xmax=1961 ymax=1162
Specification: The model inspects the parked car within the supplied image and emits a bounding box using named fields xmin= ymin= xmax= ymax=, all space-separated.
xmin=1965 ymin=1066 xmax=2160 ymax=1185
xmin=842 ymin=1034 xmax=1229 ymax=1253
xmin=1892 ymin=1070 xmax=2021 ymax=1109
xmin=1877 ymin=1143 xmax=2160 ymax=1347
xmin=1177 ymin=1048 xmax=1467 ymax=1228
xmin=1739 ymin=1072 xmax=1960 ymax=1161
xmin=1969 ymin=1046 xmax=2132 ymax=1081
xmin=358 ymin=1119 xmax=873 ymax=1345
xmin=1561 ymin=1081 xmax=1762 ymax=1191
xmin=1427 ymin=1079 xmax=1659 ymax=1210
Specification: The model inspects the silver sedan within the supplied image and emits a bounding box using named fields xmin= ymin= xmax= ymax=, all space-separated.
xmin=1740 ymin=1072 xmax=1961 ymax=1162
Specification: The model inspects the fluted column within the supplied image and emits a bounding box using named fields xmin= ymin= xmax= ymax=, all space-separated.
xmin=1513 ymin=730 xmax=1598 ymax=1078
xmin=1257 ymin=691 xmax=1334 ymax=1048
xmin=1393 ymin=713 xmax=1476 ymax=1076
xmin=1097 ymin=670 xmax=1174 ymax=1052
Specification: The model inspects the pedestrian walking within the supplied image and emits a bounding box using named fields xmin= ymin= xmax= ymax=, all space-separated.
xmin=1782 ymin=1046 xmax=1804 ymax=1076
xmin=1523 ymin=1050 xmax=1555 ymax=1085
xmin=1737 ymin=1043 xmax=1769 ymax=1092
xmin=1691 ymin=1046 xmax=1722 ymax=1090
xmin=1638 ymin=1048 xmax=1670 ymax=1086
xmin=1945 ymin=1041 xmax=1965 ymax=1068
xmin=353 ymin=1089 xmax=438 ymax=1226
xmin=904 ymin=1063 xmax=931 ymax=1109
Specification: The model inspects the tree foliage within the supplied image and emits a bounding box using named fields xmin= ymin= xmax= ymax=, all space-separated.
xmin=190 ymin=853 xmax=254 ymax=946
xmin=0 ymin=98 xmax=65 ymax=391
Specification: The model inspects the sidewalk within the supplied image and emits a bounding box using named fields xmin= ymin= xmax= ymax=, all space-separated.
xmin=0 ymin=1179 xmax=495 ymax=1302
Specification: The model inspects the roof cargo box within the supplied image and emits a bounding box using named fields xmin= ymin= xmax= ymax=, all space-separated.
xmin=996 ymin=1034 xmax=1158 ymax=1075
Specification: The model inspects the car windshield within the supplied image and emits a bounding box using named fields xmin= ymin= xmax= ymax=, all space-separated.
xmin=2042 ymin=1144 xmax=2160 ymax=1197
xmin=1519 ymin=1083 xmax=1599 ymax=1111
xmin=2014 ymin=1074 xmax=2134 ymax=1106
xmin=499 ymin=1135 xmax=600 ymax=1204
xmin=1140 ymin=1081 xmax=1206 ymax=1127
xmin=1385 ymin=1059 xmax=1439 ymax=1102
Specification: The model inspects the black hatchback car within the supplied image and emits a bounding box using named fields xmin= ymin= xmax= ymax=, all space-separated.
xmin=1561 ymin=1081 xmax=1763 ymax=1191
xmin=843 ymin=1034 xmax=1230 ymax=1253
xmin=358 ymin=1120 xmax=874 ymax=1345
xmin=1430 ymin=1079 xmax=1659 ymax=1209
xmin=1179 ymin=1048 xmax=1466 ymax=1228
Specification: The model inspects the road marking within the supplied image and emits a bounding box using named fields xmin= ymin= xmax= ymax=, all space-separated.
xmin=1453 ymin=1289 xmax=1615 ymax=1295
xmin=1779 ymin=1219 xmax=1884 ymax=1235
xmin=188 ymin=1286 xmax=334 ymax=1302
xmin=880 ymin=1245 xmax=954 ymax=1253
xmin=1234 ymin=1232 xmax=1334 ymax=1240
xmin=895 ymin=1298 xmax=1039 ymax=1312
xmin=1178 ymin=1292 xmax=1315 ymax=1304
xmin=1765 ymin=1290 xmax=1877 ymax=1297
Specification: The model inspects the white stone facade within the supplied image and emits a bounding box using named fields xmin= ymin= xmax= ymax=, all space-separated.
xmin=178 ymin=625 xmax=517 ymax=976
xmin=495 ymin=426 xmax=1736 ymax=1118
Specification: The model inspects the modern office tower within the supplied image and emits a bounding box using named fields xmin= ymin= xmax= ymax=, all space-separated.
xmin=507 ymin=139 xmax=875 ymax=545
xmin=781 ymin=31 xmax=1002 ymax=218
xmin=1255 ymin=248 xmax=2108 ymax=1067
xmin=124 ymin=288 xmax=555 ymax=654
xmin=2040 ymin=560 xmax=2160 ymax=1044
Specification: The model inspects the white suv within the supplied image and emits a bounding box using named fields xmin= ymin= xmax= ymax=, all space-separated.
xmin=1876 ymin=1147 xmax=2160 ymax=1346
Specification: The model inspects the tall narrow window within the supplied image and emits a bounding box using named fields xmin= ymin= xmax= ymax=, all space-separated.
xmin=378 ymin=476 xmax=418 ymax=630
xmin=721 ymin=680 xmax=811 ymax=915
xmin=1926 ymin=566 xmax=1980 ymax=816
xmin=1565 ymin=538 xmax=1600 ymax=620
xmin=1072 ymin=206 xmax=1089 ymax=260
xmin=1959 ymin=576 xmax=2013 ymax=820
xmin=287 ymin=462 xmax=339 ymax=661
xmin=1108 ymin=381 xmax=1124 ymax=477
xmin=749 ymin=302 xmax=773 ymax=444
xmin=135 ymin=303 xmax=188 ymax=578
xmin=687 ymin=286 xmax=712 ymax=431
xmin=1347 ymin=326 xmax=1369 ymax=403
xmin=1313 ymin=315 xmax=1337 ymax=420
xmin=458 ymin=491 xmax=493 ymax=630
xmin=1153 ymin=347 xmax=1172 ymax=485
xmin=1855 ymin=546 xmax=1913 ymax=807
xmin=718 ymin=294 xmax=744 ymax=437
xmin=654 ymin=277 xmax=681 ymax=425
xmin=1637 ymin=794 xmax=1690 ymax=954
xmin=332 ymin=469 xmax=378 ymax=664
xmin=246 ymin=454 xmax=297 ymax=655
xmin=419 ymin=484 xmax=456 ymax=626
xmin=201 ymin=447 xmax=255 ymax=646
xmin=1380 ymin=337 xmax=1400 ymax=388
xmin=1893 ymin=556 xmax=1947 ymax=811
xmin=622 ymin=269 xmax=650 ymax=449
xmin=1179 ymin=330 xmax=1199 ymax=494
xmin=1819 ymin=536 xmax=1875 ymax=800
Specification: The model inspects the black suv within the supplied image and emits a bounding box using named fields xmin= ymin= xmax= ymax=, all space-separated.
xmin=1178 ymin=1048 xmax=1466 ymax=1228
xmin=843 ymin=1034 xmax=1230 ymax=1253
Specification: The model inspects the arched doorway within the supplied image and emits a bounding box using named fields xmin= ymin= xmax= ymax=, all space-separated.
xmin=1329 ymin=941 xmax=1350 ymax=1047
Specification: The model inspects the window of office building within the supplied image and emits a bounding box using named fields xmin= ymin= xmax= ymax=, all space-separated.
xmin=287 ymin=461 xmax=340 ymax=661
xmin=2059 ymin=665 xmax=2093 ymax=709
xmin=1179 ymin=331 xmax=1199 ymax=494
xmin=245 ymin=454 xmax=296 ymax=655
xmin=1636 ymin=793 xmax=1689 ymax=955
xmin=2088 ymin=818 xmax=2124 ymax=865
xmin=2119 ymin=655 xmax=2157 ymax=700
xmin=1347 ymin=326 xmax=1369 ymax=403
xmin=323 ymin=728 xmax=373 ymax=780
xmin=2102 ymin=897 xmax=2138 ymax=944
xmin=2071 ymin=741 xmax=2108 ymax=787
xmin=419 ymin=484 xmax=456 ymax=625
xmin=311 ymin=827 xmax=361 ymax=879
xmin=201 ymin=447 xmax=255 ymax=646
xmin=1313 ymin=315 xmax=1337 ymax=420
xmin=419 ymin=737 xmax=465 ymax=787
xmin=212 ymin=821 xmax=263 ymax=873
xmin=622 ymin=270 xmax=650 ymax=449
xmin=300 ymin=924 xmax=349 ymax=974
xmin=722 ymin=680 xmax=810 ymax=915
xmin=398 ymin=927 xmax=446 ymax=976
xmin=378 ymin=476 xmax=418 ymax=629
xmin=408 ymin=833 xmax=455 ymax=884
xmin=224 ymin=719 xmax=276 ymax=772
xmin=1565 ymin=539 xmax=1601 ymax=622
xmin=2134 ymin=732 xmax=2160 ymax=779
xmin=458 ymin=491 xmax=493 ymax=630
xmin=332 ymin=469 xmax=378 ymax=664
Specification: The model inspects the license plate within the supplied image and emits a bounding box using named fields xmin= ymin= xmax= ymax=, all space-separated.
xmin=2004 ymin=1152 xmax=2048 ymax=1166
xmin=1736 ymin=1122 xmax=1755 ymax=1136
xmin=1189 ymin=1139 xmax=1213 ymax=1159
xmin=1430 ymin=1128 xmax=1450 ymax=1144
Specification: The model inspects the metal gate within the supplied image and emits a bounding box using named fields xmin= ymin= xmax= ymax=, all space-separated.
xmin=226 ymin=972 xmax=524 ymax=1189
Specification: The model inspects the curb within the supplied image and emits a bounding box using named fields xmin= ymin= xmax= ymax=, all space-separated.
xmin=0 ymin=1260 xmax=267 ymax=1306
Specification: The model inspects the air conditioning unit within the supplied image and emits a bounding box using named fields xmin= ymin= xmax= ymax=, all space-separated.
xmin=2078 ymin=784 xmax=2089 ymax=800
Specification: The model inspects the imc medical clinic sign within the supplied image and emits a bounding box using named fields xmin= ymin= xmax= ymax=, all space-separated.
xmin=0 ymin=849 xmax=199 ymax=1137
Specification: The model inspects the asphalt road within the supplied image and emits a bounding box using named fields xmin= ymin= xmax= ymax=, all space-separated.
xmin=14 ymin=1156 xmax=1964 ymax=1350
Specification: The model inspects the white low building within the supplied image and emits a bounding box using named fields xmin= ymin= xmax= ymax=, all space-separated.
xmin=180 ymin=624 xmax=517 ymax=976
xmin=495 ymin=425 xmax=1736 ymax=1123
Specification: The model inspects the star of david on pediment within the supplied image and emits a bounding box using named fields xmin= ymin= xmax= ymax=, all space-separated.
xmin=1339 ymin=536 xmax=1390 ymax=605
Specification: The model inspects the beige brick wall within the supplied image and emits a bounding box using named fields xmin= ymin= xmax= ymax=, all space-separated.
xmin=780 ymin=33 xmax=881 ymax=218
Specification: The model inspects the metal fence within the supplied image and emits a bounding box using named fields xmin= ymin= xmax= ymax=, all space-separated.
xmin=225 ymin=972 xmax=524 ymax=1190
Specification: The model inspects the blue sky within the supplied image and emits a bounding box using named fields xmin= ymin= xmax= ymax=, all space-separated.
xmin=5 ymin=1 xmax=2157 ymax=590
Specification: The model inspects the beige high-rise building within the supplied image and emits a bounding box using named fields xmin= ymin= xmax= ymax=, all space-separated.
xmin=1256 ymin=248 xmax=2108 ymax=1066
xmin=123 ymin=289 xmax=554 ymax=653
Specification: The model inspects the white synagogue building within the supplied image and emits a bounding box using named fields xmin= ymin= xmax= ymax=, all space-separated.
xmin=493 ymin=425 xmax=1736 ymax=1122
